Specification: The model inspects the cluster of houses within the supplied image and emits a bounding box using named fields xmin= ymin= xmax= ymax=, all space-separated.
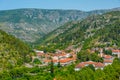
xmin=99 ymin=49 xmax=114 ymax=66
xmin=91 ymin=47 xmax=120 ymax=58
xmin=74 ymin=55 xmax=113 ymax=71
xmin=75 ymin=61 xmax=104 ymax=71
xmin=33 ymin=50 xmax=77 ymax=66
xmin=75 ymin=48 xmax=120 ymax=71
xmin=33 ymin=48 xmax=120 ymax=70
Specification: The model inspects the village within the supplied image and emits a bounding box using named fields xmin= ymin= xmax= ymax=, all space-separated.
xmin=75 ymin=48 xmax=120 ymax=71
xmin=32 ymin=49 xmax=77 ymax=67
xmin=25 ymin=47 xmax=120 ymax=72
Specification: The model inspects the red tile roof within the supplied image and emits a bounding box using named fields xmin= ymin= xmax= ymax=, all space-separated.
xmin=59 ymin=58 xmax=72 ymax=63
xmin=44 ymin=59 xmax=58 ymax=63
xmin=54 ymin=53 xmax=66 ymax=57
xmin=104 ymin=60 xmax=112 ymax=63
xmin=75 ymin=63 xmax=85 ymax=68
xmin=44 ymin=60 xmax=51 ymax=63
xmin=103 ymin=55 xmax=112 ymax=59
xmin=75 ymin=61 xmax=104 ymax=68
xmin=44 ymin=58 xmax=74 ymax=63
xmin=112 ymin=50 xmax=120 ymax=53
xmin=95 ymin=62 xmax=104 ymax=67
xmin=84 ymin=61 xmax=96 ymax=65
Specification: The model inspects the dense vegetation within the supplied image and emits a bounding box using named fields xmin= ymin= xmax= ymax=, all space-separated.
xmin=77 ymin=50 xmax=103 ymax=62
xmin=54 ymin=58 xmax=120 ymax=80
xmin=0 ymin=30 xmax=32 ymax=70
xmin=0 ymin=58 xmax=119 ymax=80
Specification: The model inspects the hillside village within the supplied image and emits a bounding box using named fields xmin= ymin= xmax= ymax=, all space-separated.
xmin=75 ymin=48 xmax=120 ymax=71
xmin=0 ymin=0 xmax=120 ymax=79
xmin=27 ymin=46 xmax=120 ymax=72
xmin=31 ymin=50 xmax=77 ymax=67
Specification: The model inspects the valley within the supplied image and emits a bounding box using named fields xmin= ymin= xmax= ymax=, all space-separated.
xmin=0 ymin=8 xmax=120 ymax=80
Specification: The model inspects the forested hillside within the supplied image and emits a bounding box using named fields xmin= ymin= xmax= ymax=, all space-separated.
xmin=37 ymin=11 xmax=120 ymax=52
xmin=0 ymin=30 xmax=31 ymax=70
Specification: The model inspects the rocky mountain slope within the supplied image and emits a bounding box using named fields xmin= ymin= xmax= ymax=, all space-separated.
xmin=36 ymin=11 xmax=120 ymax=51
xmin=0 ymin=8 xmax=120 ymax=43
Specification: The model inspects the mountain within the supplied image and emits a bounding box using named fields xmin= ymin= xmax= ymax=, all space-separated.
xmin=36 ymin=11 xmax=120 ymax=52
xmin=0 ymin=8 xmax=120 ymax=43
xmin=0 ymin=30 xmax=31 ymax=71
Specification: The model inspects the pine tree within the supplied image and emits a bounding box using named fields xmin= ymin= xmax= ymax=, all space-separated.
xmin=50 ymin=59 xmax=54 ymax=77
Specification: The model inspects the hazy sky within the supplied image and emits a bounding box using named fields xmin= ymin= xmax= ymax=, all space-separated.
xmin=0 ymin=0 xmax=120 ymax=11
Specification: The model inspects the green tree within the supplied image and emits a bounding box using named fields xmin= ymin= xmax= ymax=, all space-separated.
xmin=33 ymin=58 xmax=42 ymax=64
xmin=50 ymin=59 xmax=54 ymax=77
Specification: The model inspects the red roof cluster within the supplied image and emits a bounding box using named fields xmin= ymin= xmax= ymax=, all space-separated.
xmin=59 ymin=58 xmax=72 ymax=63
xmin=75 ymin=61 xmax=104 ymax=68
xmin=103 ymin=55 xmax=112 ymax=59
xmin=44 ymin=59 xmax=58 ymax=63
xmin=104 ymin=60 xmax=112 ymax=63
xmin=112 ymin=50 xmax=120 ymax=53
xmin=44 ymin=58 xmax=74 ymax=63
xmin=75 ymin=63 xmax=85 ymax=68
xmin=95 ymin=62 xmax=104 ymax=67
xmin=53 ymin=53 xmax=66 ymax=57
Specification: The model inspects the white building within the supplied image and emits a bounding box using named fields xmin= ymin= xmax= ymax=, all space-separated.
xmin=74 ymin=61 xmax=104 ymax=71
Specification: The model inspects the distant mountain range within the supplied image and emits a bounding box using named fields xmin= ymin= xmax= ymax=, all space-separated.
xmin=0 ymin=7 xmax=120 ymax=43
